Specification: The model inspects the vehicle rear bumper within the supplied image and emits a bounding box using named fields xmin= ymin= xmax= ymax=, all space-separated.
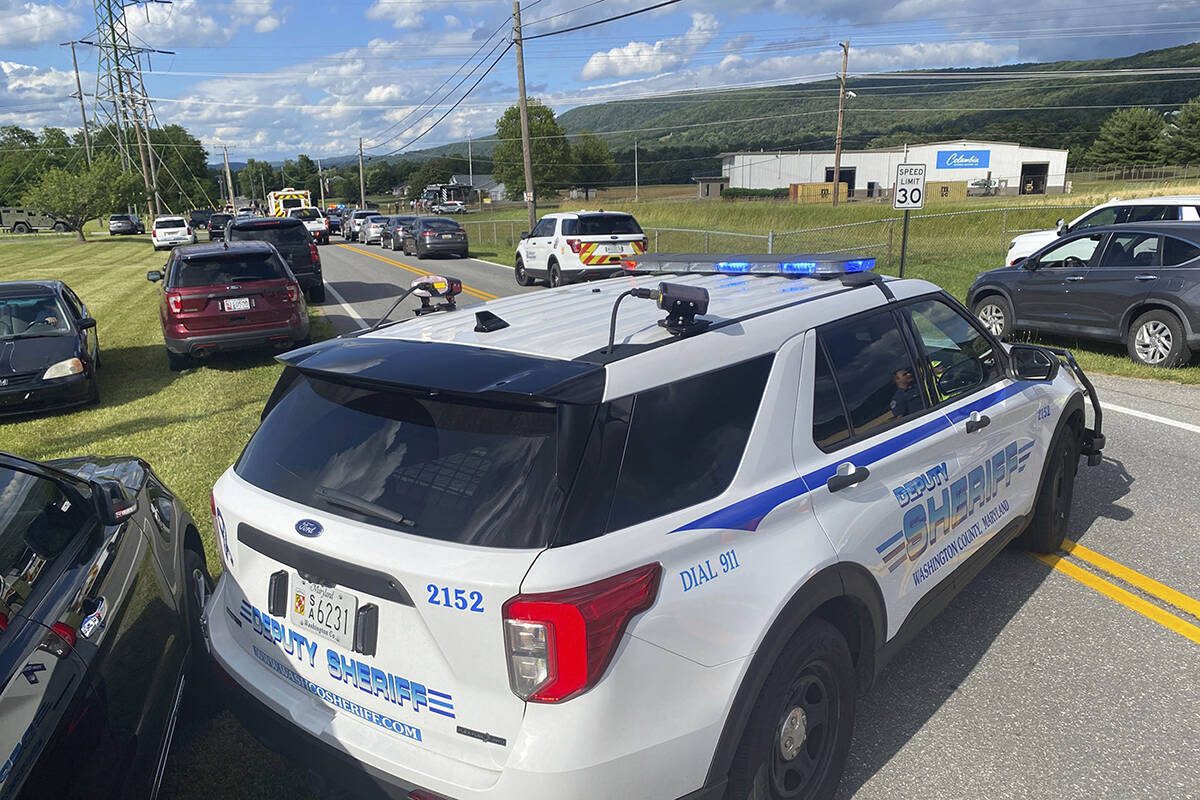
xmin=0 ymin=373 xmax=92 ymax=416
xmin=204 ymin=573 xmax=732 ymax=800
xmin=165 ymin=321 xmax=308 ymax=355
xmin=417 ymin=240 xmax=468 ymax=255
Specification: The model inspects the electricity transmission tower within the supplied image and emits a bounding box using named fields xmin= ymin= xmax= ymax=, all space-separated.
xmin=87 ymin=0 xmax=172 ymax=215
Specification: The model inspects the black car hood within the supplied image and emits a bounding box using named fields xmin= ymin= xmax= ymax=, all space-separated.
xmin=0 ymin=335 xmax=78 ymax=376
xmin=48 ymin=455 xmax=147 ymax=493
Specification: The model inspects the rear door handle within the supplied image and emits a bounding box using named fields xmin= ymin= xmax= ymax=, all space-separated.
xmin=827 ymin=462 xmax=870 ymax=493
xmin=1065 ymin=275 xmax=1084 ymax=282
xmin=965 ymin=411 xmax=991 ymax=434
xmin=1135 ymin=274 xmax=1158 ymax=281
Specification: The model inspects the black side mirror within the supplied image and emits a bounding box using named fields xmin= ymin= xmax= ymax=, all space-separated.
xmin=147 ymin=270 xmax=163 ymax=282
xmin=92 ymin=479 xmax=138 ymax=525
xmin=1009 ymin=345 xmax=1059 ymax=382
xmin=520 ymin=231 xmax=529 ymax=240
xmin=78 ymin=317 xmax=96 ymax=331
xmin=1021 ymin=258 xmax=1037 ymax=270
xmin=1055 ymin=218 xmax=1067 ymax=235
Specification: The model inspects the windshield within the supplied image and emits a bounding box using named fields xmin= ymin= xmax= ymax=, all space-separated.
xmin=0 ymin=466 xmax=89 ymax=625
xmin=155 ymin=218 xmax=186 ymax=230
xmin=0 ymin=295 xmax=72 ymax=339
xmin=210 ymin=214 xmax=232 ymax=225
xmin=563 ymin=214 xmax=643 ymax=236
xmin=169 ymin=254 xmax=286 ymax=288
xmin=421 ymin=218 xmax=460 ymax=231
xmin=235 ymin=374 xmax=565 ymax=547
xmin=289 ymin=208 xmax=322 ymax=221
xmin=231 ymin=224 xmax=309 ymax=246
xmin=110 ymin=215 xmax=130 ymax=222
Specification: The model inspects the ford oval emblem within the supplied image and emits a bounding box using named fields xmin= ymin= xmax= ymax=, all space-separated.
xmin=295 ymin=519 xmax=323 ymax=537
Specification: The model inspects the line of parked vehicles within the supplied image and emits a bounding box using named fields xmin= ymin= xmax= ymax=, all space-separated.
xmin=0 ymin=189 xmax=1197 ymax=800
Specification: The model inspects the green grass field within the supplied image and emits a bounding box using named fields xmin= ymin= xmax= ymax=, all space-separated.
xmin=0 ymin=236 xmax=330 ymax=800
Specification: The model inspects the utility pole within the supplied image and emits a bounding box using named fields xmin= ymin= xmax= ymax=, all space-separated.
xmin=63 ymin=41 xmax=93 ymax=166
xmin=634 ymin=138 xmax=639 ymax=202
xmin=318 ymin=158 xmax=326 ymax=208
xmin=223 ymin=146 xmax=235 ymax=211
xmin=831 ymin=40 xmax=849 ymax=207
xmin=358 ymin=137 xmax=366 ymax=207
xmin=513 ymin=1 xmax=536 ymax=234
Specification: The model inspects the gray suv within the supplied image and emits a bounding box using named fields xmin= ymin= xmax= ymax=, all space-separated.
xmin=108 ymin=213 xmax=144 ymax=235
xmin=968 ymin=222 xmax=1200 ymax=367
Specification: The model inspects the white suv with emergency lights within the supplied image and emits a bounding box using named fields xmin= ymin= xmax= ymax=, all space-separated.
xmin=515 ymin=210 xmax=648 ymax=287
xmin=201 ymin=253 xmax=1104 ymax=800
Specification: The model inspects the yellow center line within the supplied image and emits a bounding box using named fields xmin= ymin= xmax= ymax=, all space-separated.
xmin=1063 ymin=539 xmax=1200 ymax=619
xmin=1032 ymin=552 xmax=1200 ymax=645
xmin=336 ymin=244 xmax=497 ymax=301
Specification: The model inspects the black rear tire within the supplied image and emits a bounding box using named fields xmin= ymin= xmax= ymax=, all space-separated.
xmin=1127 ymin=309 xmax=1191 ymax=368
xmin=308 ymin=283 xmax=326 ymax=303
xmin=549 ymin=262 xmax=564 ymax=288
xmin=182 ymin=547 xmax=215 ymax=718
xmin=166 ymin=350 xmax=190 ymax=372
xmin=1020 ymin=426 xmax=1080 ymax=553
xmin=726 ymin=619 xmax=856 ymax=800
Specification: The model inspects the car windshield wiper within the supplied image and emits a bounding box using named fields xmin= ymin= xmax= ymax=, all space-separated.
xmin=315 ymin=486 xmax=416 ymax=527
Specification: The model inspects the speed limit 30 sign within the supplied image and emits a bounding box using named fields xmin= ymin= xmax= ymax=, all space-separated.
xmin=893 ymin=163 xmax=926 ymax=210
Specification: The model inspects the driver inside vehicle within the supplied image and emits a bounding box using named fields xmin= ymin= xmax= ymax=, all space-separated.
xmin=889 ymin=367 xmax=923 ymax=417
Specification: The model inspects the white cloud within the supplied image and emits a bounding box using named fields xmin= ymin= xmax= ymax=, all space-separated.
xmin=365 ymin=1 xmax=423 ymax=29
xmin=0 ymin=60 xmax=80 ymax=129
xmin=0 ymin=1 xmax=79 ymax=48
xmin=254 ymin=16 xmax=281 ymax=33
xmin=580 ymin=12 xmax=720 ymax=80
xmin=124 ymin=0 xmax=230 ymax=46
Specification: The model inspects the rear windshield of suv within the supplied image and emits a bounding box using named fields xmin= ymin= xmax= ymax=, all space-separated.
xmin=155 ymin=218 xmax=185 ymax=230
xmin=562 ymin=214 xmax=643 ymax=236
xmin=210 ymin=214 xmax=232 ymax=225
xmin=231 ymin=223 xmax=309 ymax=246
xmin=236 ymin=374 xmax=563 ymax=547
xmin=289 ymin=208 xmax=322 ymax=221
xmin=421 ymin=218 xmax=460 ymax=231
xmin=170 ymin=254 xmax=286 ymax=288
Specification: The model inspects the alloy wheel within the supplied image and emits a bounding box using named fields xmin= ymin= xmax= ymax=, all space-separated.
xmin=1134 ymin=321 xmax=1172 ymax=364
xmin=978 ymin=303 xmax=1005 ymax=336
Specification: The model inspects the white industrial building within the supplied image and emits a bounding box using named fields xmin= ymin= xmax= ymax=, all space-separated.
xmin=720 ymin=140 xmax=1070 ymax=197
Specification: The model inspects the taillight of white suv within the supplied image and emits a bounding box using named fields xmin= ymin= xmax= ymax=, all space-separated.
xmin=502 ymin=563 xmax=661 ymax=703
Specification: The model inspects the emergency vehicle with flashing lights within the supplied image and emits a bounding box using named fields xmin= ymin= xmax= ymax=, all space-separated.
xmin=267 ymin=187 xmax=313 ymax=218
xmin=514 ymin=210 xmax=649 ymax=287
xmin=200 ymin=253 xmax=1104 ymax=800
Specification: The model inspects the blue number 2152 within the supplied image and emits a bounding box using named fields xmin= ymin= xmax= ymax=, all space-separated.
xmin=427 ymin=584 xmax=485 ymax=613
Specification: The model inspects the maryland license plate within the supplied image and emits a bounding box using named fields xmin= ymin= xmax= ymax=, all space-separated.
xmin=291 ymin=574 xmax=357 ymax=649
xmin=604 ymin=244 xmax=624 ymax=253
xmin=223 ymin=297 xmax=251 ymax=312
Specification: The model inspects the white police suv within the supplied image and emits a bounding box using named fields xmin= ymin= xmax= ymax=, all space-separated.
xmin=515 ymin=210 xmax=648 ymax=287
xmin=201 ymin=254 xmax=1104 ymax=800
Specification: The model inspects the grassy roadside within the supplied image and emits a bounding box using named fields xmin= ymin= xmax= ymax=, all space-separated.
xmin=0 ymin=236 xmax=330 ymax=799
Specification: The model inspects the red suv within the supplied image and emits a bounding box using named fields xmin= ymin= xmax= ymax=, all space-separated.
xmin=146 ymin=241 xmax=310 ymax=371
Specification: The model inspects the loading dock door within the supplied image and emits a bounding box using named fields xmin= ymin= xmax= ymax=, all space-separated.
xmin=1020 ymin=163 xmax=1049 ymax=195
xmin=825 ymin=167 xmax=856 ymax=197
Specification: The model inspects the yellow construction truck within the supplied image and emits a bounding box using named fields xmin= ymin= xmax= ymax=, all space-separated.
xmin=266 ymin=187 xmax=312 ymax=217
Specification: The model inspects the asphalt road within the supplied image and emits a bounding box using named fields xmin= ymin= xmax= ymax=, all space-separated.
xmin=306 ymin=238 xmax=1200 ymax=798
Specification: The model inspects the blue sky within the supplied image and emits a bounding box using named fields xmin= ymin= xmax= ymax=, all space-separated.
xmin=4 ymin=0 xmax=1200 ymax=162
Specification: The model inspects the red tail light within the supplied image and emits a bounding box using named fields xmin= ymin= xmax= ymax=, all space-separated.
xmin=502 ymin=563 xmax=661 ymax=703
xmin=565 ymin=238 xmax=582 ymax=254
xmin=167 ymin=292 xmax=182 ymax=314
xmin=286 ymin=283 xmax=299 ymax=302
xmin=209 ymin=489 xmax=216 ymax=517
xmin=323 ymin=218 xmax=330 ymax=229
xmin=422 ymin=229 xmax=436 ymax=238
xmin=309 ymin=243 xmax=320 ymax=264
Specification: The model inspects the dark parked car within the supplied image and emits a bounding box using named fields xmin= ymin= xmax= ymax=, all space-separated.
xmin=380 ymin=215 xmax=416 ymax=250
xmin=0 ymin=450 xmax=210 ymax=800
xmin=146 ymin=241 xmax=310 ymax=371
xmin=107 ymin=213 xmax=144 ymax=235
xmin=325 ymin=210 xmax=342 ymax=235
xmin=207 ymin=212 xmax=233 ymax=240
xmin=400 ymin=216 xmax=468 ymax=258
xmin=187 ymin=209 xmax=213 ymax=231
xmin=968 ymin=222 xmax=1200 ymax=367
xmin=0 ymin=281 xmax=100 ymax=415
xmin=225 ymin=216 xmax=325 ymax=302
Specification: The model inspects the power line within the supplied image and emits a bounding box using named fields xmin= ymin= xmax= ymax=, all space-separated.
xmin=524 ymin=0 xmax=685 ymax=40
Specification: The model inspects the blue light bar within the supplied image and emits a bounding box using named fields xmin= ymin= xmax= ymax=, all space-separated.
xmin=623 ymin=253 xmax=877 ymax=279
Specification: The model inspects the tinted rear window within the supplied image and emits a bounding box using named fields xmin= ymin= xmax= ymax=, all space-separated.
xmin=562 ymin=215 xmax=643 ymax=236
xmin=289 ymin=208 xmax=322 ymax=221
xmin=236 ymin=375 xmax=564 ymax=547
xmin=421 ymin=218 xmax=460 ymax=231
xmin=170 ymin=254 xmax=285 ymax=288
xmin=231 ymin=223 xmax=309 ymax=246
xmin=210 ymin=214 xmax=232 ymax=225
xmin=155 ymin=218 xmax=185 ymax=230
xmin=111 ymin=215 xmax=130 ymax=222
